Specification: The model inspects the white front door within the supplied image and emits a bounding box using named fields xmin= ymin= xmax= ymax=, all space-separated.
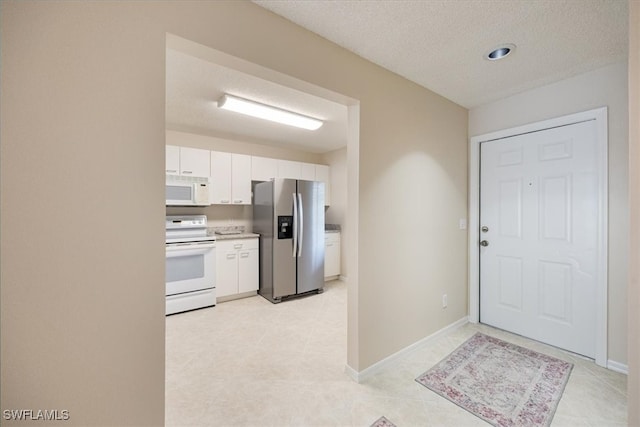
xmin=479 ymin=120 xmax=602 ymax=358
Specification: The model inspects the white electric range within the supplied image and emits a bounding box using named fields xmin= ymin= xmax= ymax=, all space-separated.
xmin=165 ymin=215 xmax=216 ymax=315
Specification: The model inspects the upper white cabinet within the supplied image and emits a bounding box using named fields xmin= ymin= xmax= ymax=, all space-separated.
xmin=300 ymin=162 xmax=316 ymax=181
xmin=166 ymin=145 xmax=210 ymax=178
xmin=210 ymin=151 xmax=251 ymax=205
xmin=277 ymin=160 xmax=301 ymax=179
xmin=167 ymin=144 xmax=332 ymax=206
xmin=315 ymin=165 xmax=331 ymax=206
xmin=231 ymin=154 xmax=251 ymax=204
xmin=165 ymin=145 xmax=180 ymax=176
xmin=179 ymin=147 xmax=210 ymax=177
xmin=210 ymin=151 xmax=232 ymax=204
xmin=275 ymin=159 xmax=331 ymax=206
xmin=251 ymin=156 xmax=278 ymax=182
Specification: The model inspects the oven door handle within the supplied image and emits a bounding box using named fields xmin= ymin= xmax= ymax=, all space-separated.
xmin=166 ymin=243 xmax=216 ymax=257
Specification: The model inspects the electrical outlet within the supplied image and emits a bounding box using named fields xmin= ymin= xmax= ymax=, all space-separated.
xmin=442 ymin=294 xmax=448 ymax=308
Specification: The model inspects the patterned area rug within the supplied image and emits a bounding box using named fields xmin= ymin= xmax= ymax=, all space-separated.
xmin=369 ymin=416 xmax=397 ymax=427
xmin=415 ymin=332 xmax=573 ymax=427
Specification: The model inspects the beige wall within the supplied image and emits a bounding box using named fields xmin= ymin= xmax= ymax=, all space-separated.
xmin=0 ymin=2 xmax=167 ymax=426
xmin=357 ymin=85 xmax=468 ymax=368
xmin=628 ymin=1 xmax=639 ymax=423
xmin=469 ymin=62 xmax=629 ymax=365
xmin=1 ymin=1 xmax=467 ymax=425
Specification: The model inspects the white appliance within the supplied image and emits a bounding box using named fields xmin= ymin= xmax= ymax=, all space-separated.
xmin=165 ymin=215 xmax=216 ymax=315
xmin=166 ymin=176 xmax=210 ymax=206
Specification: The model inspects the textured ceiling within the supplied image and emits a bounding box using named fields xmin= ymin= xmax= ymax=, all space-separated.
xmin=253 ymin=0 xmax=628 ymax=108
xmin=167 ymin=1 xmax=628 ymax=154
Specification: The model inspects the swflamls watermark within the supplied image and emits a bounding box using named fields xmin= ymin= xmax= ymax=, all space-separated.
xmin=3 ymin=409 xmax=70 ymax=421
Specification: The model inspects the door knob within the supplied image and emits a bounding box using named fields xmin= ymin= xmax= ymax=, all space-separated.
xmin=481 ymin=226 xmax=489 ymax=233
xmin=480 ymin=240 xmax=489 ymax=247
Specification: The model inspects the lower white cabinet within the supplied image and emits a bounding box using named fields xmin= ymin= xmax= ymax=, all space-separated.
xmin=324 ymin=232 xmax=341 ymax=279
xmin=216 ymin=238 xmax=259 ymax=299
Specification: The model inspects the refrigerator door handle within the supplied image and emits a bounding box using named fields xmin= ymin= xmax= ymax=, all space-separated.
xmin=292 ymin=192 xmax=298 ymax=257
xmin=297 ymin=192 xmax=304 ymax=257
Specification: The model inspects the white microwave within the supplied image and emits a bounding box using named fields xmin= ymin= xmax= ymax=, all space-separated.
xmin=166 ymin=176 xmax=210 ymax=206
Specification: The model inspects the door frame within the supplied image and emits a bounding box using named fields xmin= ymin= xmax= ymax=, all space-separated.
xmin=468 ymin=107 xmax=608 ymax=367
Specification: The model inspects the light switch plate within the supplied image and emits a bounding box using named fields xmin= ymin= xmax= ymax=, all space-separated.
xmin=459 ymin=219 xmax=467 ymax=230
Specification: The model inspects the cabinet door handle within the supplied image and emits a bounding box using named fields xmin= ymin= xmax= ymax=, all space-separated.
xmin=182 ymin=170 xmax=193 ymax=174
xmin=220 ymin=200 xmax=230 ymax=204
xmin=166 ymin=169 xmax=177 ymax=173
xmin=233 ymin=199 xmax=243 ymax=204
xmin=240 ymin=252 xmax=249 ymax=258
xmin=226 ymin=254 xmax=236 ymax=259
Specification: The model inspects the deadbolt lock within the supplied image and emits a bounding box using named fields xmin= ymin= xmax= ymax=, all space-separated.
xmin=480 ymin=240 xmax=489 ymax=247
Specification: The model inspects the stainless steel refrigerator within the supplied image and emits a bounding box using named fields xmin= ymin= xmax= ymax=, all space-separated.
xmin=253 ymin=179 xmax=325 ymax=303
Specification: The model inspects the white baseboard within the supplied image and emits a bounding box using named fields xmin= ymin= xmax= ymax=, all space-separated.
xmin=344 ymin=316 xmax=469 ymax=383
xmin=607 ymin=360 xmax=628 ymax=375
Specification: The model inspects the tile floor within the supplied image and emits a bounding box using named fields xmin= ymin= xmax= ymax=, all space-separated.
xmin=165 ymin=280 xmax=627 ymax=426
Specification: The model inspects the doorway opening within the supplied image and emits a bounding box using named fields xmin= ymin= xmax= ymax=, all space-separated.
xmin=164 ymin=32 xmax=361 ymax=396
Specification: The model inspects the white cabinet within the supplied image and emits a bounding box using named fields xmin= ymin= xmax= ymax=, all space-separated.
xmin=210 ymin=151 xmax=252 ymax=205
xmin=165 ymin=145 xmax=180 ymax=176
xmin=251 ymin=156 xmax=278 ymax=181
xmin=210 ymin=151 xmax=232 ymax=204
xmin=276 ymin=161 xmax=330 ymax=205
xmin=238 ymin=244 xmax=259 ymax=293
xmin=216 ymin=238 xmax=259 ymax=299
xmin=300 ymin=162 xmax=316 ymax=181
xmin=324 ymin=232 xmax=341 ymax=279
xmin=166 ymin=145 xmax=210 ymax=178
xmin=179 ymin=147 xmax=210 ymax=177
xmin=231 ymin=154 xmax=252 ymax=204
xmin=315 ymin=164 xmax=331 ymax=206
xmin=277 ymin=160 xmax=301 ymax=179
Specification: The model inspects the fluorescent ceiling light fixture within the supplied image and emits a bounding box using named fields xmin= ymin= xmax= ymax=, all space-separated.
xmin=217 ymin=94 xmax=323 ymax=130
xmin=485 ymin=43 xmax=516 ymax=61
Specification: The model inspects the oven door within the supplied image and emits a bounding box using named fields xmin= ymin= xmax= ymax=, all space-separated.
xmin=165 ymin=242 xmax=216 ymax=296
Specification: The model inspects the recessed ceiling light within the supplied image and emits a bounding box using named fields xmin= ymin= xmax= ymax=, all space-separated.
xmin=485 ymin=43 xmax=516 ymax=61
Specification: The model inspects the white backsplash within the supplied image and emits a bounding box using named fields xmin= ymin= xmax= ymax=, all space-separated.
xmin=166 ymin=204 xmax=254 ymax=231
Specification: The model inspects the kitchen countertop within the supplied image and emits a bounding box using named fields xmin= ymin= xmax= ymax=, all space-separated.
xmin=207 ymin=226 xmax=259 ymax=240
xmin=325 ymin=224 xmax=341 ymax=233
xmin=212 ymin=232 xmax=260 ymax=241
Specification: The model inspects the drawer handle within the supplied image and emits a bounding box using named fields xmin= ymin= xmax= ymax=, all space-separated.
xmin=234 ymin=244 xmax=243 ymax=249
xmin=220 ymin=200 xmax=230 ymax=204
xmin=233 ymin=200 xmax=243 ymax=204
xmin=226 ymin=254 xmax=236 ymax=259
